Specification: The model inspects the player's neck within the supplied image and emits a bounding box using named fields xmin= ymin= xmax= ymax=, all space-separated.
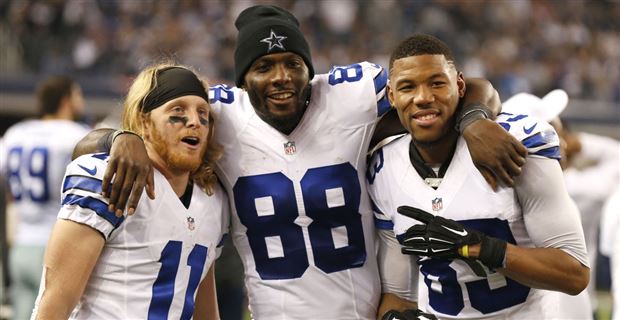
xmin=42 ymin=103 xmax=75 ymax=121
xmin=413 ymin=130 xmax=459 ymax=166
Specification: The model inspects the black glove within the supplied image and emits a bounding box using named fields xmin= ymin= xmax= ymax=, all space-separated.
xmin=398 ymin=206 xmax=507 ymax=270
xmin=382 ymin=309 xmax=438 ymax=320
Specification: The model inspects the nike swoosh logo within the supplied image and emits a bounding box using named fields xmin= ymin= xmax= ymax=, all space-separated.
xmin=441 ymin=225 xmax=468 ymax=236
xmin=523 ymin=123 xmax=537 ymax=134
xmin=431 ymin=248 xmax=450 ymax=253
xmin=78 ymin=164 xmax=97 ymax=176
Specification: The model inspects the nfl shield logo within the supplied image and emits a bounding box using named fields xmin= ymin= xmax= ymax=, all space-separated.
xmin=432 ymin=197 xmax=443 ymax=211
xmin=284 ymin=141 xmax=296 ymax=155
xmin=186 ymin=216 xmax=195 ymax=231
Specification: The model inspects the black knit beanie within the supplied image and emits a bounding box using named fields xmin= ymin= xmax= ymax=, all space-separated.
xmin=234 ymin=5 xmax=314 ymax=87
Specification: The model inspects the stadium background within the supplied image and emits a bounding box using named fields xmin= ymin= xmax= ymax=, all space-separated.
xmin=0 ymin=0 xmax=618 ymax=319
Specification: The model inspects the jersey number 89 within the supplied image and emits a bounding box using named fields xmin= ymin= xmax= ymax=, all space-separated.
xmin=7 ymin=146 xmax=50 ymax=202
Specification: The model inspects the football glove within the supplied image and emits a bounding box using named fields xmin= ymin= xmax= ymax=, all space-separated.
xmin=381 ymin=309 xmax=438 ymax=320
xmin=398 ymin=205 xmax=507 ymax=271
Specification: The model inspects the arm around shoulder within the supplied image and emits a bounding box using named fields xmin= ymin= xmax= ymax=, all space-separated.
xmin=72 ymin=128 xmax=115 ymax=160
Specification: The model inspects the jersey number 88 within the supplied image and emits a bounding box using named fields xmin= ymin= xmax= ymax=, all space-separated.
xmin=234 ymin=163 xmax=367 ymax=280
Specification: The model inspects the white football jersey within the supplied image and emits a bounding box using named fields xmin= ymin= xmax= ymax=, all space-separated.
xmin=0 ymin=119 xmax=90 ymax=245
xmin=43 ymin=153 xmax=229 ymax=319
xmin=368 ymin=113 xmax=566 ymax=319
xmin=208 ymin=62 xmax=390 ymax=319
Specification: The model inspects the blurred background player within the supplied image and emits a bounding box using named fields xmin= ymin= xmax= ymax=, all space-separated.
xmin=0 ymin=75 xmax=89 ymax=320
xmin=503 ymin=89 xmax=620 ymax=318
xmin=32 ymin=63 xmax=228 ymax=319
xmin=368 ymin=34 xmax=590 ymax=319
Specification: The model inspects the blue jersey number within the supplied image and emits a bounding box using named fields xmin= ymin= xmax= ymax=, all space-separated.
xmin=148 ymin=241 xmax=208 ymax=320
xmin=233 ymin=163 xmax=366 ymax=280
xmin=418 ymin=219 xmax=530 ymax=315
xmin=7 ymin=146 xmax=50 ymax=202
xmin=328 ymin=64 xmax=363 ymax=85
xmin=209 ymin=85 xmax=235 ymax=104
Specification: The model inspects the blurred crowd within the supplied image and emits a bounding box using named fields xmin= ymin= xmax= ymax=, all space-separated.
xmin=1 ymin=0 xmax=619 ymax=102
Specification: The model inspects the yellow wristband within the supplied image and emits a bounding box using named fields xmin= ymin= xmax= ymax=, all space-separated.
xmin=461 ymin=245 xmax=469 ymax=258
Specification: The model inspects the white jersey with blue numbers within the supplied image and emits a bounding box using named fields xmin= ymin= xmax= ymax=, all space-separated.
xmin=367 ymin=113 xmax=589 ymax=319
xmin=44 ymin=153 xmax=229 ymax=319
xmin=208 ymin=62 xmax=390 ymax=319
xmin=0 ymin=119 xmax=90 ymax=246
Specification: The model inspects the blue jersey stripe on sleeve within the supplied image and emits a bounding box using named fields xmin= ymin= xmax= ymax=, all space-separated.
xmin=374 ymin=217 xmax=394 ymax=230
xmin=373 ymin=68 xmax=391 ymax=116
xmin=506 ymin=114 xmax=528 ymax=122
xmin=373 ymin=67 xmax=388 ymax=94
xmin=62 ymin=194 xmax=123 ymax=227
xmin=532 ymin=146 xmax=561 ymax=159
xmin=377 ymin=96 xmax=391 ymax=117
xmin=522 ymin=132 xmax=546 ymax=149
xmin=91 ymin=153 xmax=109 ymax=160
xmin=63 ymin=175 xmax=102 ymax=193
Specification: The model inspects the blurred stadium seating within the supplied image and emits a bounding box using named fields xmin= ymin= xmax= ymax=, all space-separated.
xmin=0 ymin=0 xmax=618 ymax=133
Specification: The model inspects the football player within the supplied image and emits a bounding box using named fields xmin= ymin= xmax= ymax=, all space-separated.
xmin=0 ymin=75 xmax=90 ymax=320
xmin=31 ymin=64 xmax=228 ymax=319
xmin=368 ymin=34 xmax=590 ymax=319
xmin=71 ymin=6 xmax=528 ymax=319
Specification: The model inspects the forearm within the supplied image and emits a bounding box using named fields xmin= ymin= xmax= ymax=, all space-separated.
xmin=462 ymin=78 xmax=500 ymax=117
xmin=72 ymin=128 xmax=115 ymax=160
xmin=377 ymin=293 xmax=418 ymax=320
xmin=35 ymin=279 xmax=77 ymax=319
xmin=500 ymin=245 xmax=589 ymax=295
xmin=370 ymin=109 xmax=407 ymax=151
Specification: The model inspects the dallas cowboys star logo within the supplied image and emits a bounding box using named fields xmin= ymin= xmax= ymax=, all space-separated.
xmin=260 ymin=29 xmax=287 ymax=52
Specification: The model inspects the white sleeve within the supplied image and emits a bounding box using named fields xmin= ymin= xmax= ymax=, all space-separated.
xmin=58 ymin=153 xmax=122 ymax=240
xmin=516 ymin=157 xmax=589 ymax=267
xmin=377 ymin=229 xmax=419 ymax=301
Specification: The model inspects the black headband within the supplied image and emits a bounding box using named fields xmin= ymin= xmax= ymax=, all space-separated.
xmin=142 ymin=67 xmax=209 ymax=112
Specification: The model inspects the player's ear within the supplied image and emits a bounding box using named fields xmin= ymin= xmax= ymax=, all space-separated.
xmin=140 ymin=113 xmax=151 ymax=139
xmin=457 ymin=72 xmax=466 ymax=98
xmin=386 ymin=80 xmax=395 ymax=108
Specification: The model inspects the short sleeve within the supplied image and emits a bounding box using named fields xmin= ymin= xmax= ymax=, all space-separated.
xmin=58 ymin=153 xmax=124 ymax=239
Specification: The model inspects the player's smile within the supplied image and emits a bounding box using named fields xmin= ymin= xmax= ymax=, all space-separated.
xmin=243 ymin=52 xmax=311 ymax=134
xmin=412 ymin=109 xmax=441 ymax=127
xmin=388 ymin=54 xmax=464 ymax=145
xmin=266 ymin=89 xmax=296 ymax=110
